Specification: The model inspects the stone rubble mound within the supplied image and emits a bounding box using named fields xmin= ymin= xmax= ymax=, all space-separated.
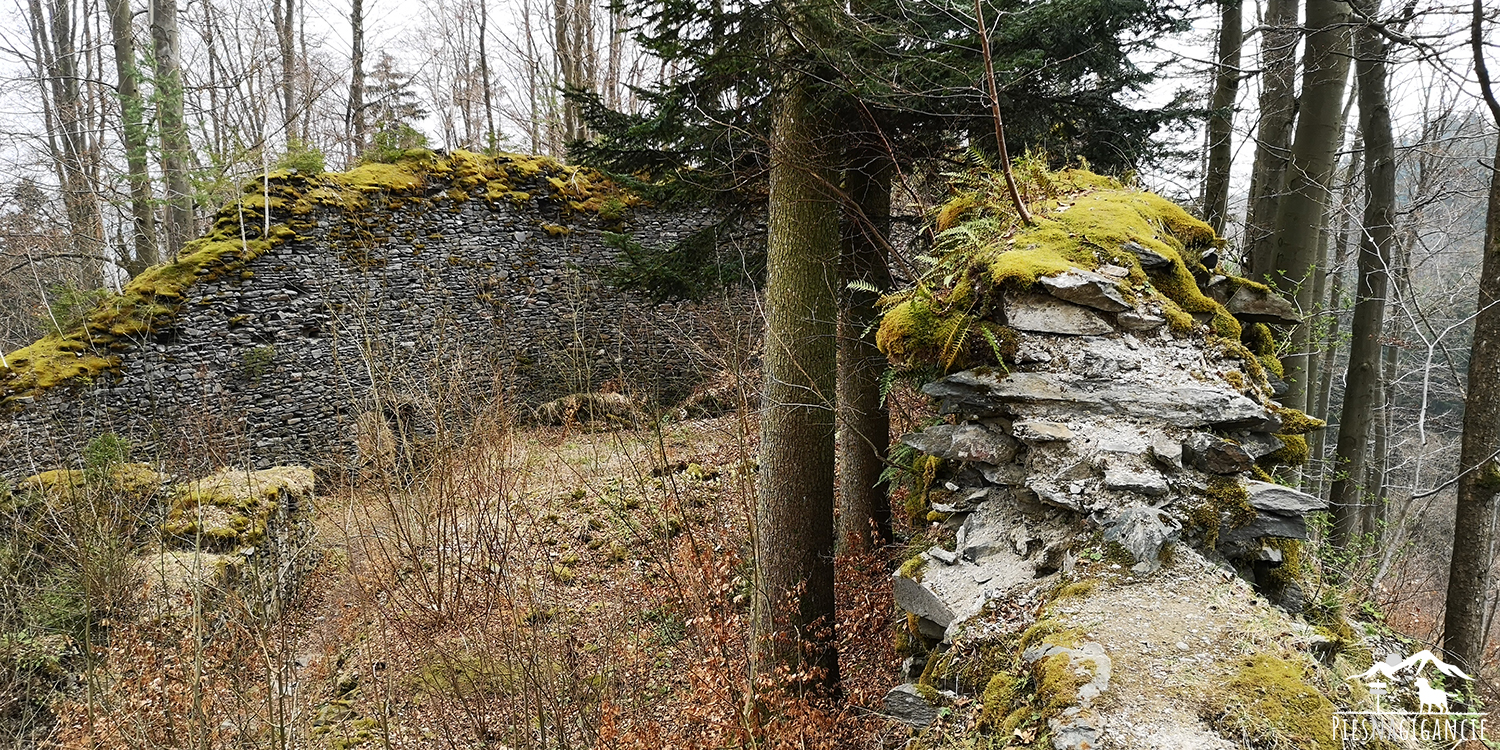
xmin=882 ymin=261 xmax=1326 ymax=744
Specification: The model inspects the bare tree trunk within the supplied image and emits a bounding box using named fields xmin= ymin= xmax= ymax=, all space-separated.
xmin=151 ymin=0 xmax=194 ymax=257
xmin=478 ymin=0 xmax=496 ymax=149
xmin=27 ymin=0 xmax=106 ymax=279
xmin=1202 ymin=0 xmax=1242 ymax=235
xmin=1442 ymin=0 xmax=1500 ymax=677
xmin=1268 ymin=0 xmax=1352 ymax=417
xmin=1327 ymin=0 xmax=1392 ymax=552
xmin=1311 ymin=133 xmax=1360 ymax=500
xmin=605 ymin=1 xmax=624 ymax=110
xmin=106 ymin=0 xmax=157 ymax=275
xmin=1244 ymin=0 xmax=1299 ymax=274
xmin=754 ymin=53 xmax=839 ymax=689
xmin=523 ymin=0 xmax=542 ymax=153
xmin=349 ymin=0 xmax=366 ymax=157
xmin=836 ymin=147 xmax=893 ymax=553
xmin=273 ymin=0 xmax=297 ymax=139
xmin=553 ymin=0 xmax=578 ymax=146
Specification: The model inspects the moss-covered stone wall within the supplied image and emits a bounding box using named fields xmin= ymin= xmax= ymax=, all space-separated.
xmin=0 ymin=151 xmax=752 ymax=479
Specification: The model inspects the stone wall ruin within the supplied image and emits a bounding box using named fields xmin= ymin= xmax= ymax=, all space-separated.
xmin=0 ymin=152 xmax=756 ymax=479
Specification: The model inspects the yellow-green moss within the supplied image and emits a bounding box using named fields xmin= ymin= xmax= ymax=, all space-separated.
xmin=161 ymin=466 xmax=312 ymax=551
xmin=1264 ymin=538 xmax=1307 ymax=589
xmin=876 ymin=168 xmax=1238 ymax=368
xmin=1188 ymin=476 xmax=1254 ymax=548
xmin=1053 ymin=580 xmax=1097 ymax=601
xmin=1480 ymin=461 xmax=1500 ymax=492
xmin=875 ymin=291 xmax=978 ymax=371
xmin=1034 ymin=648 xmax=1094 ymax=715
xmin=20 ymin=463 xmax=163 ymax=502
xmin=1260 ymin=434 xmax=1310 ymax=470
xmin=1207 ymin=654 xmax=1337 ymax=750
xmin=1274 ymin=408 xmax=1326 ymax=436
xmin=1259 ymin=353 xmax=1285 ymax=379
xmin=902 ymin=454 xmax=945 ymax=522
xmin=1242 ymin=322 xmax=1275 ymax=356
xmin=979 ymin=672 xmax=1019 ymax=729
xmin=1017 ymin=619 xmax=1083 ymax=653
xmin=1222 ymin=369 xmax=1247 ymax=391
xmin=897 ymin=555 xmax=928 ymax=582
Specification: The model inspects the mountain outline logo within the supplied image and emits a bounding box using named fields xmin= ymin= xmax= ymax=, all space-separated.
xmin=1334 ymin=649 xmax=1487 ymax=743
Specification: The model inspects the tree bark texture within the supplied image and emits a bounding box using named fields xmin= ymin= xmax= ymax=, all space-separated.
xmin=1268 ymin=0 xmax=1352 ymax=416
xmin=151 ymin=0 xmax=193 ymax=258
xmin=1327 ymin=0 xmax=1391 ymax=551
xmin=836 ymin=148 xmax=893 ymax=553
xmin=349 ymin=0 xmax=367 ymax=155
xmin=1442 ymin=0 xmax=1500 ymax=676
xmin=1244 ymin=0 xmax=1299 ymax=274
xmin=106 ymin=0 xmax=157 ymax=275
xmin=754 ymin=76 xmax=840 ymax=687
xmin=1202 ymin=0 xmax=1242 ymax=236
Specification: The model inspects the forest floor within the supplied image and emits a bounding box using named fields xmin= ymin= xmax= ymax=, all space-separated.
xmin=280 ymin=413 xmax=909 ymax=749
xmin=32 ymin=408 xmax=1500 ymax=749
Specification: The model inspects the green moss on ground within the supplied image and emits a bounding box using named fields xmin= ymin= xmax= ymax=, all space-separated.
xmin=1206 ymin=654 xmax=1337 ymax=750
xmin=0 ymin=151 xmax=640 ymax=406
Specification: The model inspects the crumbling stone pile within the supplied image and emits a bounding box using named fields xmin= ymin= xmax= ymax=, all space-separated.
xmin=872 ymin=170 xmax=1340 ymax=745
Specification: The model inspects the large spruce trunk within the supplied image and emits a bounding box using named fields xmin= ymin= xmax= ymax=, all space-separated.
xmin=754 ymin=73 xmax=840 ymax=686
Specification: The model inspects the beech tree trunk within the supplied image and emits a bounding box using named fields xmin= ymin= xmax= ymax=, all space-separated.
xmin=150 ymin=0 xmax=194 ymax=258
xmin=836 ymin=147 xmax=893 ymax=553
xmin=1268 ymin=0 xmax=1352 ymax=416
xmin=106 ymin=0 xmax=157 ymax=275
xmin=1243 ymin=0 xmax=1299 ymax=273
xmin=754 ymin=59 xmax=840 ymax=688
xmin=1311 ymin=133 xmax=1360 ymax=500
xmin=1327 ymin=0 xmax=1392 ymax=551
xmin=1202 ymin=0 xmax=1242 ymax=235
xmin=1442 ymin=0 xmax=1500 ymax=676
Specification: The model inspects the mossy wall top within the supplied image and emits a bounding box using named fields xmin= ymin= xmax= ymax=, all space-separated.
xmin=0 ymin=151 xmax=747 ymax=478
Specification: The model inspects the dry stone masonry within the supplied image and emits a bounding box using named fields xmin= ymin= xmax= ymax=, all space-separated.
xmin=0 ymin=152 xmax=752 ymax=479
xmin=875 ymin=170 xmax=1348 ymax=747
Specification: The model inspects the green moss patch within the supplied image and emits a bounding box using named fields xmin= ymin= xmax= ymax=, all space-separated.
xmin=19 ymin=463 xmax=164 ymax=503
xmin=1187 ymin=476 xmax=1255 ymax=548
xmin=1206 ymin=654 xmax=1337 ymax=749
xmin=875 ymin=165 xmax=1251 ymax=371
xmin=161 ymin=466 xmax=313 ymax=552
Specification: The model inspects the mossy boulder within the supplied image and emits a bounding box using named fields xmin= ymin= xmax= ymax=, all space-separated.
xmin=160 ymin=466 xmax=314 ymax=552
